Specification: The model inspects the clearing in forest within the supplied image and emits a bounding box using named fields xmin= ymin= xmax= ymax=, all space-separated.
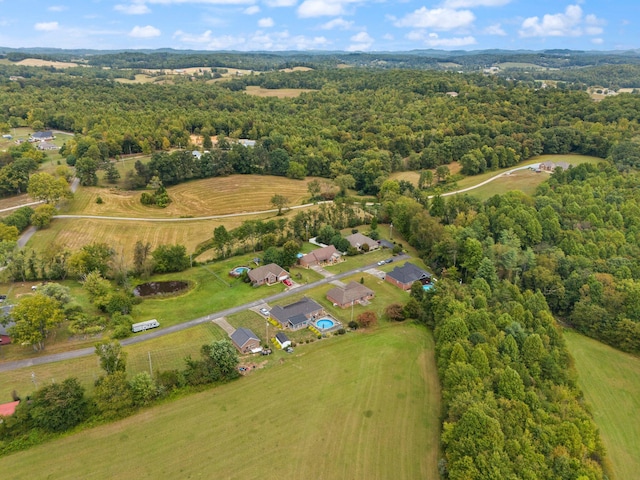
xmin=244 ymin=85 xmax=316 ymax=98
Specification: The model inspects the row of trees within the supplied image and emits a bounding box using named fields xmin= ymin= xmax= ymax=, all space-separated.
xmin=0 ymin=339 xmax=240 ymax=454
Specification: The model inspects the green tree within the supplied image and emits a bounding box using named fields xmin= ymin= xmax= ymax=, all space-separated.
xmin=307 ymin=179 xmax=321 ymax=200
xmin=105 ymin=163 xmax=121 ymax=183
xmin=151 ymin=244 xmax=190 ymax=273
xmin=213 ymin=225 xmax=231 ymax=259
xmin=95 ymin=340 xmax=127 ymax=375
xmin=94 ymin=371 xmax=134 ymax=419
xmin=129 ymin=372 xmax=158 ymax=406
xmin=133 ymin=240 xmax=152 ymax=277
xmin=202 ymin=339 xmax=240 ymax=380
xmin=29 ymin=377 xmax=88 ymax=432
xmin=270 ymin=194 xmax=289 ymax=215
xmin=39 ymin=282 xmax=72 ymax=304
xmin=30 ymin=204 xmax=57 ymax=229
xmin=27 ymin=172 xmax=71 ymax=204
xmin=334 ymin=174 xmax=355 ymax=197
xmin=75 ymin=157 xmax=99 ymax=186
xmin=9 ymin=294 xmax=65 ymax=351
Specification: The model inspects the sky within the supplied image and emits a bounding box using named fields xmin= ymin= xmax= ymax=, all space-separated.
xmin=0 ymin=1 xmax=638 ymax=52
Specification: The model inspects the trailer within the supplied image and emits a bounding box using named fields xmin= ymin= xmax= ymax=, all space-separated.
xmin=131 ymin=319 xmax=160 ymax=333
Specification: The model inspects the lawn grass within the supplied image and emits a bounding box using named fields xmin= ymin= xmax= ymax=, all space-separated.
xmin=564 ymin=331 xmax=640 ymax=479
xmin=0 ymin=322 xmax=226 ymax=399
xmin=0 ymin=323 xmax=441 ymax=480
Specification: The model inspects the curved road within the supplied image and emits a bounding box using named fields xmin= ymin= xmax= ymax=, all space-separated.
xmin=0 ymin=254 xmax=409 ymax=372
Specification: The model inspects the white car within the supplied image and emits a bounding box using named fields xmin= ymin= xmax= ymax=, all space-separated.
xmin=260 ymin=307 xmax=270 ymax=316
xmin=377 ymin=260 xmax=385 ymax=266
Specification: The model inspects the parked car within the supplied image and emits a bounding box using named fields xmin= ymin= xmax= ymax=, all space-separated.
xmin=283 ymin=278 xmax=293 ymax=287
xmin=285 ymin=347 xmax=294 ymax=353
xmin=377 ymin=260 xmax=385 ymax=266
xmin=259 ymin=307 xmax=270 ymax=316
xmin=0 ymin=295 xmax=6 ymax=302
xmin=385 ymin=258 xmax=393 ymax=263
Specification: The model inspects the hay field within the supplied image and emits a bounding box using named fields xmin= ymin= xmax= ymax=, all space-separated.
xmin=63 ymin=175 xmax=317 ymax=218
xmin=389 ymin=161 xmax=463 ymax=186
xmin=15 ymin=58 xmax=79 ymax=68
xmin=244 ymin=85 xmax=316 ymax=98
xmin=0 ymin=324 xmax=441 ymax=480
xmin=565 ymin=331 xmax=640 ymax=479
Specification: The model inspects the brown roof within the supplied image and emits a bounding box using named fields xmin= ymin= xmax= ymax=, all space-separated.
xmin=248 ymin=263 xmax=287 ymax=283
xmin=299 ymin=245 xmax=340 ymax=266
xmin=327 ymin=281 xmax=374 ymax=305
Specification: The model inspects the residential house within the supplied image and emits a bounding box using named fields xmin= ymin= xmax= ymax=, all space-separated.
xmin=37 ymin=141 xmax=58 ymax=151
xmin=230 ymin=327 xmax=262 ymax=354
xmin=238 ymin=139 xmax=256 ymax=148
xmin=248 ymin=263 xmax=289 ymax=286
xmin=270 ymin=297 xmax=324 ymax=330
xmin=326 ymin=281 xmax=375 ymax=308
xmin=385 ymin=262 xmax=432 ymax=291
xmin=0 ymin=317 xmax=14 ymax=345
xmin=539 ymin=161 xmax=570 ymax=172
xmin=345 ymin=233 xmax=378 ymax=252
xmin=30 ymin=131 xmax=54 ymax=142
xmin=275 ymin=332 xmax=291 ymax=349
xmin=191 ymin=150 xmax=202 ymax=159
xmin=299 ymin=245 xmax=341 ymax=268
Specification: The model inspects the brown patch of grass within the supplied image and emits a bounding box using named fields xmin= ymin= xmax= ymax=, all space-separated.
xmin=244 ymin=86 xmax=316 ymax=98
xmin=15 ymin=58 xmax=79 ymax=68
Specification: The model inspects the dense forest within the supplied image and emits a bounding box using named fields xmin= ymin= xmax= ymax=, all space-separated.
xmin=1 ymin=67 xmax=640 ymax=197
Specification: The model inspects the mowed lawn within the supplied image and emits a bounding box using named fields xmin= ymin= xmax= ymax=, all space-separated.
xmin=62 ymin=175 xmax=318 ymax=218
xmin=564 ymin=331 xmax=640 ymax=479
xmin=0 ymin=324 xmax=441 ymax=480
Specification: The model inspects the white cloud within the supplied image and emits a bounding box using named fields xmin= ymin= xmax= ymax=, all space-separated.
xmin=265 ymin=0 xmax=297 ymax=6
xmin=48 ymin=5 xmax=68 ymax=12
xmin=244 ymin=5 xmax=260 ymax=14
xmin=347 ymin=31 xmax=373 ymax=51
xmin=147 ymin=0 xmax=255 ymax=4
xmin=382 ymin=33 xmax=394 ymax=41
xmin=115 ymin=3 xmax=152 ymax=14
xmin=34 ymin=22 xmax=59 ymax=31
xmin=298 ymin=0 xmax=346 ymax=18
xmin=394 ymin=8 xmax=475 ymax=31
xmin=129 ymin=25 xmax=161 ymax=37
xmin=443 ymin=0 xmax=510 ymax=7
xmin=484 ymin=23 xmax=506 ymax=36
xmin=415 ymin=32 xmax=476 ymax=47
xmin=319 ymin=17 xmax=353 ymax=30
xmin=591 ymin=38 xmax=603 ymax=45
xmin=519 ymin=5 xmax=604 ymax=38
xmin=258 ymin=17 xmax=275 ymax=27
xmin=173 ymin=28 xmax=329 ymax=50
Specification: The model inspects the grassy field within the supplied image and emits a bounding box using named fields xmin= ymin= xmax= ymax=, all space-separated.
xmin=244 ymin=86 xmax=316 ymax=98
xmin=62 ymin=175 xmax=317 ymax=217
xmin=390 ymin=162 xmax=463 ymax=186
xmin=458 ymin=155 xmax=603 ymax=199
xmin=0 ymin=323 xmax=441 ymax=480
xmin=564 ymin=331 xmax=640 ymax=479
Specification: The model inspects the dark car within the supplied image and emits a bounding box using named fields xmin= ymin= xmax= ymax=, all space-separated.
xmin=385 ymin=258 xmax=393 ymax=264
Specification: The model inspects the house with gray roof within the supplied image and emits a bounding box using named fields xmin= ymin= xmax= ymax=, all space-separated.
xmin=345 ymin=233 xmax=378 ymax=252
xmin=269 ymin=297 xmax=324 ymax=330
xmin=275 ymin=332 xmax=291 ymax=349
xmin=248 ymin=263 xmax=289 ymax=286
xmin=327 ymin=281 xmax=375 ymax=308
xmin=30 ymin=131 xmax=54 ymax=142
xmin=230 ymin=327 xmax=262 ymax=354
xmin=385 ymin=262 xmax=432 ymax=291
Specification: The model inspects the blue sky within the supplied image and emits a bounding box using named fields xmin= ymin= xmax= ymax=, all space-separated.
xmin=0 ymin=1 xmax=637 ymax=52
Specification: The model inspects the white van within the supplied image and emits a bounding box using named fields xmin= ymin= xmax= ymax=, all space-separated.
xmin=131 ymin=319 xmax=160 ymax=333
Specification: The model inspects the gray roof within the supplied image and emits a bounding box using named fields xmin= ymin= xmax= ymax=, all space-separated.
xmin=345 ymin=233 xmax=377 ymax=249
xmin=270 ymin=297 xmax=323 ymax=325
xmin=288 ymin=313 xmax=309 ymax=326
xmin=378 ymin=239 xmax=394 ymax=249
xmin=387 ymin=262 xmax=431 ymax=285
xmin=31 ymin=131 xmax=53 ymax=139
xmin=230 ymin=327 xmax=260 ymax=348
xmin=275 ymin=332 xmax=290 ymax=343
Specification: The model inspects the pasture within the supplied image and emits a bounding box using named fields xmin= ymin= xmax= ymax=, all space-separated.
xmin=0 ymin=323 xmax=441 ymax=480
xmin=14 ymin=58 xmax=79 ymax=68
xmin=244 ymin=85 xmax=316 ymax=98
xmin=62 ymin=175 xmax=318 ymax=217
xmin=564 ymin=331 xmax=640 ymax=480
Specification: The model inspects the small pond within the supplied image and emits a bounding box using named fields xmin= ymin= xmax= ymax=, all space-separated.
xmin=133 ymin=280 xmax=189 ymax=297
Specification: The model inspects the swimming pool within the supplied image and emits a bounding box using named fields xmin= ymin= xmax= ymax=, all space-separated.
xmin=232 ymin=266 xmax=249 ymax=274
xmin=315 ymin=318 xmax=335 ymax=330
xmin=423 ymin=284 xmax=434 ymax=291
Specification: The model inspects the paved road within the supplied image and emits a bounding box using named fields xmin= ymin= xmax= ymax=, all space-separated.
xmin=0 ymin=254 xmax=409 ymax=372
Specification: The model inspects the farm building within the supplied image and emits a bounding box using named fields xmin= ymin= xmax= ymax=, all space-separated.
xmin=386 ymin=262 xmax=432 ymax=291
xmin=327 ymin=281 xmax=375 ymax=308
xmin=30 ymin=131 xmax=54 ymax=142
xmin=345 ymin=233 xmax=379 ymax=252
xmin=0 ymin=401 xmax=19 ymax=417
xmin=230 ymin=327 xmax=262 ymax=354
xmin=270 ymin=297 xmax=324 ymax=330
xmin=275 ymin=332 xmax=291 ymax=349
xmin=248 ymin=263 xmax=289 ymax=286
xmin=37 ymin=141 xmax=58 ymax=151
xmin=299 ymin=245 xmax=341 ymax=268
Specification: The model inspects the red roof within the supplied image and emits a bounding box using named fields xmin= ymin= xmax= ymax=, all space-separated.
xmin=0 ymin=400 xmax=19 ymax=417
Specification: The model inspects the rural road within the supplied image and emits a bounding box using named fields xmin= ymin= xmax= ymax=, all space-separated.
xmin=0 ymin=254 xmax=409 ymax=372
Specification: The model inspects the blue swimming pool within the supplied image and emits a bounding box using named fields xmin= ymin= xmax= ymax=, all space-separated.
xmin=423 ymin=284 xmax=434 ymax=291
xmin=233 ymin=266 xmax=249 ymax=274
xmin=315 ymin=318 xmax=335 ymax=330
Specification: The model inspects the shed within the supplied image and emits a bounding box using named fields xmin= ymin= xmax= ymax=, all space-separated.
xmin=275 ymin=332 xmax=291 ymax=349
xmin=230 ymin=327 xmax=262 ymax=354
